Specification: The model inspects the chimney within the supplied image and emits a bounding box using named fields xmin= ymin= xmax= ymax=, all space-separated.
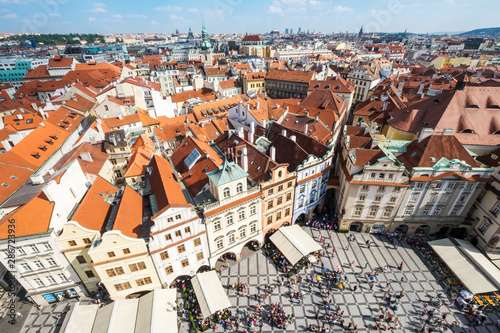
xmin=281 ymin=129 xmax=287 ymax=137
xmin=261 ymin=119 xmax=266 ymax=128
xmin=1 ymin=139 xmax=12 ymax=151
xmin=256 ymin=101 xmax=260 ymax=109
xmin=304 ymin=123 xmax=309 ymax=135
xmin=30 ymin=174 xmax=45 ymax=185
xmin=110 ymin=134 xmax=117 ymax=146
xmin=242 ymin=147 xmax=248 ymax=172
xmin=290 ymin=135 xmax=296 ymax=142
xmin=442 ymin=128 xmax=454 ymax=136
xmin=80 ymin=151 xmax=93 ymax=162
xmin=238 ymin=126 xmax=244 ymax=137
xmin=246 ymin=104 xmax=250 ymax=112
xmin=42 ymin=181 xmax=57 ymax=202
xmin=40 ymin=109 xmax=47 ymax=120
xmin=418 ymin=128 xmax=433 ymax=143
xmin=96 ymin=119 xmax=105 ymax=138
xmin=118 ymin=114 xmax=123 ymax=120
xmin=417 ymin=82 xmax=425 ymax=95
xmin=304 ymin=110 xmax=309 ymax=117
xmin=270 ymin=146 xmax=276 ymax=161
xmin=250 ymin=121 xmax=255 ymax=134
xmin=39 ymin=121 xmax=45 ymax=128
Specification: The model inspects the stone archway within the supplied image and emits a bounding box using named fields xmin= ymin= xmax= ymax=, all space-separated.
xmin=394 ymin=224 xmax=409 ymax=235
xmin=241 ymin=240 xmax=260 ymax=259
xmin=370 ymin=223 xmax=385 ymax=234
xmin=350 ymin=222 xmax=363 ymax=232
xmin=415 ymin=225 xmax=430 ymax=235
xmin=437 ymin=227 xmax=450 ymax=237
xmin=197 ymin=265 xmax=211 ymax=274
xmin=215 ymin=251 xmax=237 ymax=270
xmin=126 ymin=290 xmax=151 ymax=299
xmin=294 ymin=213 xmax=307 ymax=226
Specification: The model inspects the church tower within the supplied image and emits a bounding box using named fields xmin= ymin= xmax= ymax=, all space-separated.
xmin=200 ymin=19 xmax=213 ymax=67
xmin=358 ymin=26 xmax=363 ymax=40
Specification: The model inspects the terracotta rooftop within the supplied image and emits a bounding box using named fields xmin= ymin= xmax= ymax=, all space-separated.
xmin=71 ymin=176 xmax=118 ymax=232
xmin=266 ymin=69 xmax=314 ymax=83
xmin=48 ymin=55 xmax=74 ymax=68
xmin=112 ymin=186 xmax=143 ymax=239
xmin=51 ymin=142 xmax=109 ymax=178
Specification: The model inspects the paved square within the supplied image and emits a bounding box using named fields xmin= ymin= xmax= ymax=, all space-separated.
xmin=178 ymin=227 xmax=500 ymax=332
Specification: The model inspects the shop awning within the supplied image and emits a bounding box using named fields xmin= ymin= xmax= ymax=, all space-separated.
xmin=60 ymin=303 xmax=99 ymax=333
xmin=270 ymin=225 xmax=322 ymax=266
xmin=60 ymin=290 xmax=177 ymax=333
xmin=191 ymin=270 xmax=232 ymax=319
xmin=429 ymin=238 xmax=500 ymax=295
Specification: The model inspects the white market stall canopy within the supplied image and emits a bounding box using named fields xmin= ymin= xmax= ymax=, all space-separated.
xmin=191 ymin=270 xmax=232 ymax=319
xmin=429 ymin=238 xmax=500 ymax=295
xmin=59 ymin=289 xmax=177 ymax=333
xmin=270 ymin=225 xmax=322 ymax=266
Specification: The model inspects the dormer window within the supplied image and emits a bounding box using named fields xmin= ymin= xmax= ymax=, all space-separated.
xmin=223 ymin=187 xmax=230 ymax=198
xmin=39 ymin=146 xmax=47 ymax=152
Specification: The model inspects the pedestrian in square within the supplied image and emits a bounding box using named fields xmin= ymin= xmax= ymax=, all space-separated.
xmin=399 ymin=262 xmax=403 ymax=270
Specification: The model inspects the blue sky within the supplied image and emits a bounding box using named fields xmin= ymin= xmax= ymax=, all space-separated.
xmin=0 ymin=0 xmax=498 ymax=34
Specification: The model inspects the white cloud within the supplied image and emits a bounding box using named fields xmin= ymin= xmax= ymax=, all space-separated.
xmin=151 ymin=19 xmax=159 ymax=26
xmin=88 ymin=17 xmax=96 ymax=22
xmin=169 ymin=14 xmax=184 ymax=21
xmin=155 ymin=5 xmax=182 ymax=11
xmin=127 ymin=14 xmax=146 ymax=18
xmin=49 ymin=13 xmax=60 ymax=17
xmin=112 ymin=14 xmax=122 ymax=19
xmin=268 ymin=5 xmax=283 ymax=14
xmin=1 ymin=12 xmax=18 ymax=19
xmin=309 ymin=0 xmax=326 ymax=6
xmin=90 ymin=7 xmax=106 ymax=13
xmin=188 ymin=8 xmax=199 ymax=13
xmin=281 ymin=0 xmax=307 ymax=4
xmin=332 ymin=5 xmax=353 ymax=13
xmin=287 ymin=7 xmax=306 ymax=13
xmin=94 ymin=2 xmax=105 ymax=7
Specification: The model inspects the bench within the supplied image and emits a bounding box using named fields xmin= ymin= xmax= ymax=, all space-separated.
xmin=473 ymin=296 xmax=484 ymax=306
xmin=484 ymin=296 xmax=494 ymax=306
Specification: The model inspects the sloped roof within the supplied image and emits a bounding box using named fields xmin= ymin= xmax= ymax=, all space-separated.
xmin=207 ymin=160 xmax=248 ymax=187
xmin=266 ymin=69 xmax=314 ymax=83
xmin=71 ymin=176 xmax=118 ymax=232
xmin=112 ymin=186 xmax=143 ymax=238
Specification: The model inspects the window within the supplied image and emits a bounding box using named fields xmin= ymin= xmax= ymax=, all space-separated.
xmin=429 ymin=194 xmax=437 ymax=202
xmin=122 ymin=248 xmax=131 ymax=255
xmin=250 ymin=223 xmax=257 ymax=234
xmin=479 ymin=220 xmax=490 ymax=235
xmin=378 ymin=173 xmax=385 ymax=179
xmin=115 ymin=267 xmax=125 ymax=275
xmin=107 ymin=251 xmax=116 ymax=258
xmin=298 ymin=198 xmax=304 ymax=208
xmin=383 ymin=208 xmax=392 ymax=218
xmin=440 ymin=194 xmax=449 ymax=202
xmin=85 ymin=270 xmax=95 ymax=278
xmin=197 ymin=252 xmax=204 ymax=261
xmin=435 ymin=183 xmax=443 ymax=189
xmin=389 ymin=197 xmax=397 ymax=203
xmin=268 ymin=188 xmax=274 ymax=195
xmin=33 ymin=278 xmax=44 ymax=287
xmin=370 ymin=173 xmax=376 ymax=179
xmin=276 ymin=212 xmax=282 ymax=220
xmin=374 ymin=196 xmax=382 ymax=202
xmin=68 ymin=240 xmax=77 ymax=246
xmin=285 ymin=208 xmax=290 ymax=216
xmin=394 ymin=187 xmax=401 ymax=192
xmin=214 ymin=220 xmax=221 ymax=231
xmin=410 ymin=195 xmax=418 ymax=202
xmin=106 ymin=269 xmax=117 ymax=277
xmin=82 ymin=238 xmax=91 ymax=245
xmin=491 ymin=202 xmax=500 ymax=217
xmin=47 ymin=276 xmax=57 ymax=284
xmin=34 ymin=260 xmax=44 ymax=269
xmin=46 ymin=258 xmax=56 ymax=267
xmin=185 ymin=227 xmax=191 ymax=234
xmin=358 ymin=195 xmax=366 ymax=202
xmin=194 ymin=238 xmax=201 ymax=247
xmin=300 ymin=185 xmax=305 ymax=193
xmin=165 ymin=266 xmax=174 ymax=275
xmin=18 ymin=247 xmax=26 ymax=255
xmin=226 ymin=215 xmax=234 ymax=226
xmin=311 ymin=181 xmax=317 ymax=189
xmin=416 ymin=182 xmax=424 ymax=189
xmin=238 ymin=210 xmax=245 ymax=220
xmin=459 ymin=195 xmax=467 ymax=203
xmin=466 ymin=183 xmax=474 ymax=189
xmin=216 ymin=238 xmax=224 ymax=249
xmin=378 ymin=186 xmax=386 ymax=191
xmin=122 ymin=282 xmax=132 ymax=290
xmin=277 ymin=196 xmax=283 ymax=205
xmin=174 ymin=230 xmax=181 ymax=238
xmin=287 ymin=181 xmax=293 ymax=188
xmin=165 ymin=234 xmax=172 ymax=241
xmin=286 ymin=192 xmax=292 ymax=201
xmin=21 ymin=263 xmax=32 ymax=272
xmin=58 ymin=274 xmax=68 ymax=282
xmin=76 ymin=256 xmax=86 ymax=264
xmin=267 ymin=215 xmax=273 ymax=225
xmin=181 ymin=258 xmax=190 ymax=267
xmin=239 ymin=228 xmax=246 ymax=239
xmin=388 ymin=174 xmax=394 ymax=180
xmin=278 ymin=184 xmax=284 ymax=192
xmin=353 ymin=207 xmax=362 ymax=217
xmin=236 ymin=183 xmax=243 ymax=193
xmin=450 ymin=208 xmax=459 ymax=216
xmin=177 ymin=244 xmax=186 ymax=253
xmin=160 ymin=250 xmax=169 ymax=260
xmin=267 ymin=200 xmax=274 ymax=209
xmin=368 ymin=207 xmax=378 ymax=217
xmin=423 ymin=208 xmax=430 ymax=215
xmin=433 ymin=208 xmax=441 ymax=216
xmin=42 ymin=242 xmax=52 ymax=250
xmin=250 ymin=205 xmax=256 ymax=216
xmin=114 ymin=284 xmax=124 ymax=292
xmin=228 ymin=233 xmax=235 ymax=243
xmin=167 ymin=217 xmax=173 ymax=223
xmin=404 ymin=206 xmax=414 ymax=215
xmin=223 ymin=187 xmax=230 ymax=198
xmin=362 ymin=185 xmax=369 ymax=191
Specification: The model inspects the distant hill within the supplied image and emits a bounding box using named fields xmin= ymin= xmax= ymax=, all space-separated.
xmin=457 ymin=27 xmax=500 ymax=36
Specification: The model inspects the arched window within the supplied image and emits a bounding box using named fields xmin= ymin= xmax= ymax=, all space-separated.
xmin=278 ymin=170 xmax=282 ymax=178
xmin=223 ymin=187 xmax=230 ymax=198
xmin=236 ymin=183 xmax=243 ymax=194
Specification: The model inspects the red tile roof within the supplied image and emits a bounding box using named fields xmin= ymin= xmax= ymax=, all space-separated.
xmin=266 ymin=69 xmax=314 ymax=83
xmin=112 ymin=186 xmax=143 ymax=238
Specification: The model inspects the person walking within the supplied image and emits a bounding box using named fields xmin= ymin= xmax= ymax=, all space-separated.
xmin=399 ymin=262 xmax=404 ymax=270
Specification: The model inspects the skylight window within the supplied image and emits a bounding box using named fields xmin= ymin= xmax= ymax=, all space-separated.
xmin=184 ymin=148 xmax=201 ymax=170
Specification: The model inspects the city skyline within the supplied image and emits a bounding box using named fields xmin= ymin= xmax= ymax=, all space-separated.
xmin=0 ymin=0 xmax=498 ymax=35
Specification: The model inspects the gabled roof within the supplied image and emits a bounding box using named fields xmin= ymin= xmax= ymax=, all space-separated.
xmin=0 ymin=192 xmax=55 ymax=238
xmin=266 ymin=69 xmax=314 ymax=83
xmin=112 ymin=186 xmax=143 ymax=239
xmin=149 ymin=155 xmax=189 ymax=219
xmin=397 ymin=134 xmax=478 ymax=172
xmin=51 ymin=142 xmax=109 ymax=177
xmin=269 ymin=122 xmax=329 ymax=159
xmin=48 ymin=56 xmax=74 ymax=68
xmin=207 ymin=159 xmax=248 ymax=187
xmin=0 ymin=163 xmax=34 ymax=206
xmin=0 ymin=97 xmax=41 ymax=113
xmin=71 ymin=176 xmax=118 ymax=232
xmin=308 ymin=76 xmax=355 ymax=94
xmin=219 ymin=79 xmax=241 ymax=90
xmin=171 ymin=136 xmax=223 ymax=197
xmin=24 ymin=65 xmax=51 ymax=79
